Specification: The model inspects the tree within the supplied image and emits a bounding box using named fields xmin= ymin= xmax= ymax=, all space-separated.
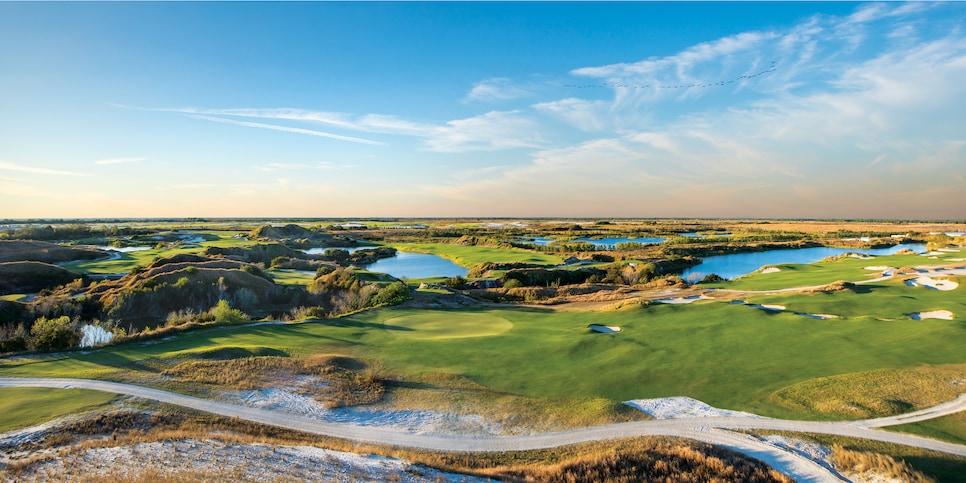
xmin=30 ymin=316 xmax=78 ymax=351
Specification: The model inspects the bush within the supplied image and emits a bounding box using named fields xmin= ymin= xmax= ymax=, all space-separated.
xmin=209 ymin=300 xmax=248 ymax=324
xmin=503 ymin=279 xmax=523 ymax=289
xmin=370 ymin=282 xmax=411 ymax=306
xmin=443 ymin=276 xmax=466 ymax=289
xmin=30 ymin=315 xmax=78 ymax=351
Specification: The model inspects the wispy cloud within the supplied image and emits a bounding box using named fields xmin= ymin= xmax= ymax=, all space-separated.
xmin=423 ymin=110 xmax=548 ymax=153
xmin=186 ymin=115 xmax=384 ymax=145
xmin=0 ymin=161 xmax=84 ymax=176
xmin=94 ymin=157 xmax=145 ymax=165
xmin=463 ymin=77 xmax=531 ymax=103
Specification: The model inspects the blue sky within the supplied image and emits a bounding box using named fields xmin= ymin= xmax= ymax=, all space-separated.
xmin=1 ymin=2 xmax=964 ymax=219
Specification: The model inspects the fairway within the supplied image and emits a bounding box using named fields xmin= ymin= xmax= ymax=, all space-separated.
xmin=0 ymin=387 xmax=118 ymax=432
xmin=384 ymin=311 xmax=513 ymax=340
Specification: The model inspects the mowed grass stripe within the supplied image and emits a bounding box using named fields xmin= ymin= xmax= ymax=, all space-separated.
xmin=0 ymin=387 xmax=119 ymax=432
xmin=3 ymin=294 xmax=964 ymax=420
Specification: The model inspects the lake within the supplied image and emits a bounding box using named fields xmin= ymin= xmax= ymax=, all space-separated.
xmin=362 ymin=251 xmax=468 ymax=279
xmin=517 ymin=236 xmax=666 ymax=248
xmin=681 ymin=243 xmax=927 ymax=281
xmin=302 ymin=246 xmax=369 ymax=255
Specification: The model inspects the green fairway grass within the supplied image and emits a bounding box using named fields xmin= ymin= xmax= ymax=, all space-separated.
xmin=702 ymin=250 xmax=964 ymax=291
xmin=384 ymin=312 xmax=513 ymax=339
xmin=3 ymin=293 xmax=964 ymax=420
xmin=888 ymin=412 xmax=966 ymax=445
xmin=267 ymin=268 xmax=317 ymax=285
xmin=392 ymin=243 xmax=562 ymax=267
xmin=745 ymin=276 xmax=965 ymax=320
xmin=61 ymin=232 xmax=255 ymax=275
xmin=0 ymin=387 xmax=119 ymax=432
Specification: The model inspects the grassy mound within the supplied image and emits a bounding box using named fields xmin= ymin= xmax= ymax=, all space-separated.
xmin=384 ymin=311 xmax=513 ymax=339
xmin=771 ymin=364 xmax=966 ymax=419
xmin=0 ymin=240 xmax=106 ymax=263
xmin=0 ymin=261 xmax=82 ymax=294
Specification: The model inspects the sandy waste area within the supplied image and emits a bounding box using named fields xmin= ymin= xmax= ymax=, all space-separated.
xmin=14 ymin=439 xmax=494 ymax=482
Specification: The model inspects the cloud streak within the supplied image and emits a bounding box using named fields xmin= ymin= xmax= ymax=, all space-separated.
xmin=185 ymin=114 xmax=385 ymax=145
xmin=0 ymin=161 xmax=84 ymax=176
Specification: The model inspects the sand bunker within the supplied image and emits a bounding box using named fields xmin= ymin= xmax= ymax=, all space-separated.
xmin=588 ymin=324 xmax=621 ymax=333
xmin=848 ymin=254 xmax=874 ymax=260
xmin=796 ymin=313 xmax=838 ymax=320
xmin=654 ymin=295 xmax=710 ymax=304
xmin=910 ymin=310 xmax=954 ymax=320
xmin=749 ymin=304 xmax=786 ymax=311
xmin=904 ymin=276 xmax=958 ymax=291
xmin=624 ymin=396 xmax=762 ymax=419
xmin=864 ymin=266 xmax=893 ymax=271
xmin=759 ymin=267 xmax=781 ymax=274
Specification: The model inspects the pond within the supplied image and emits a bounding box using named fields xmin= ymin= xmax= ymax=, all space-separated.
xmin=680 ymin=243 xmax=927 ymax=281
xmin=362 ymin=251 xmax=468 ymax=279
xmin=302 ymin=246 xmax=370 ymax=255
xmin=517 ymin=236 xmax=666 ymax=248
xmin=84 ymin=245 xmax=152 ymax=253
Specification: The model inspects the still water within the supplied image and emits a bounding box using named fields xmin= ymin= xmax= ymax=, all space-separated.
xmin=681 ymin=243 xmax=927 ymax=281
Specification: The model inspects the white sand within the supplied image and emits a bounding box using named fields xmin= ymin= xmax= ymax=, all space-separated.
xmin=750 ymin=304 xmax=786 ymax=311
xmin=20 ymin=439 xmax=493 ymax=482
xmin=654 ymin=295 xmax=710 ymax=304
xmin=910 ymin=310 xmax=954 ymax=320
xmin=224 ymin=381 xmax=501 ymax=435
xmin=864 ymin=266 xmax=893 ymax=271
xmin=588 ymin=324 xmax=621 ymax=333
xmin=760 ymin=267 xmax=781 ymax=274
xmin=624 ymin=397 xmax=762 ymax=419
xmin=848 ymin=254 xmax=874 ymax=260
xmin=796 ymin=313 xmax=838 ymax=320
xmin=904 ymin=276 xmax=958 ymax=291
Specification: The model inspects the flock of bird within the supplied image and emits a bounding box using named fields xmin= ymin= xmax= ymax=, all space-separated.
xmin=564 ymin=60 xmax=777 ymax=90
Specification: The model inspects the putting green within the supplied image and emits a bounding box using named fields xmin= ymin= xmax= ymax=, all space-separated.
xmin=384 ymin=312 xmax=513 ymax=340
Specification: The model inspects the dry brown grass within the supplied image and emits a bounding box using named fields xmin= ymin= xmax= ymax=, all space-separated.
xmin=160 ymin=354 xmax=386 ymax=408
xmin=831 ymin=444 xmax=935 ymax=482
xmin=4 ymin=407 xmax=792 ymax=483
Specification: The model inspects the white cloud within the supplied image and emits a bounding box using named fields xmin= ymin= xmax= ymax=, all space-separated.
xmin=533 ymin=98 xmax=608 ymax=132
xmin=463 ymin=77 xmax=531 ymax=103
xmin=185 ymin=115 xmax=384 ymax=145
xmin=0 ymin=161 xmax=84 ymax=176
xmin=94 ymin=157 xmax=145 ymax=165
xmin=423 ymin=111 xmax=547 ymax=153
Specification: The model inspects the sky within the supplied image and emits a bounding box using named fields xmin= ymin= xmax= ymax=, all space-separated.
xmin=1 ymin=1 xmax=964 ymax=219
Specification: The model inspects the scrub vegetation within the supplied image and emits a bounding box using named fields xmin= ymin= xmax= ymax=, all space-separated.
xmin=1 ymin=218 xmax=964 ymax=480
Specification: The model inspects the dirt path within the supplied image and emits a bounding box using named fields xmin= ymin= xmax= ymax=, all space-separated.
xmin=4 ymin=378 xmax=966 ymax=483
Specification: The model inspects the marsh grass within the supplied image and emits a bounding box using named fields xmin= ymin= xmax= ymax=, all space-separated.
xmin=755 ymin=431 xmax=966 ymax=482
xmin=771 ymin=364 xmax=966 ymax=419
xmin=831 ymin=444 xmax=935 ymax=482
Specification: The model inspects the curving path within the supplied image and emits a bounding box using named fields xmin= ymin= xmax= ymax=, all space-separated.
xmin=3 ymin=378 xmax=966 ymax=482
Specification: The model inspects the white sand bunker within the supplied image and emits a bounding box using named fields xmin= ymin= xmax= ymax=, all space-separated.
xmin=848 ymin=254 xmax=874 ymax=260
xmin=864 ymin=266 xmax=894 ymax=271
xmin=905 ymin=276 xmax=958 ymax=291
xmin=749 ymin=304 xmax=786 ymax=311
xmin=654 ymin=295 xmax=710 ymax=304
xmin=910 ymin=310 xmax=954 ymax=320
xmin=759 ymin=267 xmax=781 ymax=274
xmin=796 ymin=313 xmax=838 ymax=320
xmin=588 ymin=324 xmax=621 ymax=333
xmin=624 ymin=397 xmax=763 ymax=419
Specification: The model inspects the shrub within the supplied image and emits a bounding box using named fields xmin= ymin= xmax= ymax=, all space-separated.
xmin=503 ymin=279 xmax=523 ymax=289
xmin=30 ymin=315 xmax=78 ymax=351
xmin=370 ymin=281 xmax=411 ymax=306
xmin=209 ymin=300 xmax=248 ymax=324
